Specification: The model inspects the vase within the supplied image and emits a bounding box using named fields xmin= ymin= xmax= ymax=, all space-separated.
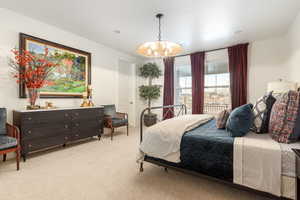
xmin=26 ymin=88 xmax=40 ymax=110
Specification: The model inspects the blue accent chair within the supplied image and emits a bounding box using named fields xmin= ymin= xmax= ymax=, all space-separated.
xmin=103 ymin=105 xmax=128 ymax=140
xmin=0 ymin=108 xmax=20 ymax=170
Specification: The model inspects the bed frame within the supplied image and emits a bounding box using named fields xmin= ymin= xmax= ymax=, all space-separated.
xmin=139 ymin=104 xmax=291 ymax=200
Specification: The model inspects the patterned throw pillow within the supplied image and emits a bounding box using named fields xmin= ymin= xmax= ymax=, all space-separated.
xmin=251 ymin=92 xmax=276 ymax=133
xmin=269 ymin=91 xmax=300 ymax=143
xmin=216 ymin=109 xmax=230 ymax=129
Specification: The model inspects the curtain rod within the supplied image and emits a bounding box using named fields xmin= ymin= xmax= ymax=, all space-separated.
xmin=174 ymin=47 xmax=228 ymax=58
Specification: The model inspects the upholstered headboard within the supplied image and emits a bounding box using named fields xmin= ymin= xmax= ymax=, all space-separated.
xmin=267 ymin=80 xmax=298 ymax=94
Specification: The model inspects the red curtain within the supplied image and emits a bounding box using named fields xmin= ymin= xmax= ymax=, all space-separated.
xmin=163 ymin=57 xmax=175 ymax=119
xmin=190 ymin=52 xmax=205 ymax=114
xmin=228 ymin=43 xmax=249 ymax=110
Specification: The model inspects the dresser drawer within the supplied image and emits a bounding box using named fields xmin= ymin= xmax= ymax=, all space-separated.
xmin=21 ymin=123 xmax=71 ymax=140
xmin=71 ymin=127 xmax=101 ymax=140
xmin=22 ymin=134 xmax=69 ymax=153
xmin=21 ymin=110 xmax=71 ymax=124
xmin=72 ymin=108 xmax=103 ymax=120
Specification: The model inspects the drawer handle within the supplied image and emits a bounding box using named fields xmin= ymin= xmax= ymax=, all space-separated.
xmin=65 ymin=125 xmax=69 ymax=129
xmin=28 ymin=130 xmax=32 ymax=134
xmin=75 ymin=113 xmax=79 ymax=116
xmin=28 ymin=117 xmax=32 ymax=120
xmin=65 ymin=113 xmax=69 ymax=117
xmin=28 ymin=144 xmax=32 ymax=148
xmin=76 ymin=134 xmax=79 ymax=137
xmin=76 ymin=123 xmax=79 ymax=127
xmin=65 ymin=136 xmax=68 ymax=140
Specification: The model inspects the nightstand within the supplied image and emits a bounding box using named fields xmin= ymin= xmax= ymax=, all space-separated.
xmin=292 ymin=149 xmax=300 ymax=200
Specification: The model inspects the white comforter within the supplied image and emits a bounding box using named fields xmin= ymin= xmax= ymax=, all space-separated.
xmin=139 ymin=114 xmax=214 ymax=163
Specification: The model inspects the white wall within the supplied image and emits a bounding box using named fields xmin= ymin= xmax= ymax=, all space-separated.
xmin=286 ymin=12 xmax=300 ymax=82
xmin=248 ymin=37 xmax=289 ymax=103
xmin=0 ymin=8 xmax=142 ymax=122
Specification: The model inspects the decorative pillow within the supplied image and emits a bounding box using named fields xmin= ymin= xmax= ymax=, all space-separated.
xmin=269 ymin=91 xmax=300 ymax=143
xmin=251 ymin=92 xmax=276 ymax=133
xmin=216 ymin=109 xmax=230 ymax=129
xmin=226 ymin=104 xmax=254 ymax=137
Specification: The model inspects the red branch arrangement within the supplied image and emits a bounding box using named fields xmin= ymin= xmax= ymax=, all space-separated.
xmin=9 ymin=48 xmax=57 ymax=89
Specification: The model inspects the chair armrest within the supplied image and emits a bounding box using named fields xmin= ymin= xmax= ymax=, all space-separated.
xmin=6 ymin=123 xmax=20 ymax=142
xmin=116 ymin=112 xmax=128 ymax=119
xmin=103 ymin=115 xmax=113 ymax=127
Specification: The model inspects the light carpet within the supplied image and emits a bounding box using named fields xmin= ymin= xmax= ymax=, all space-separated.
xmin=0 ymin=127 xmax=270 ymax=200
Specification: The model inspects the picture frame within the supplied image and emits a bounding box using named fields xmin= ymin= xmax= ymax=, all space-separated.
xmin=19 ymin=33 xmax=91 ymax=98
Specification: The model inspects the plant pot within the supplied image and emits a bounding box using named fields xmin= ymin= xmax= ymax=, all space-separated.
xmin=144 ymin=113 xmax=157 ymax=127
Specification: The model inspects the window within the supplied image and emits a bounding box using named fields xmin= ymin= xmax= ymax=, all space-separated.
xmin=204 ymin=50 xmax=231 ymax=114
xmin=174 ymin=49 xmax=230 ymax=114
xmin=174 ymin=56 xmax=192 ymax=113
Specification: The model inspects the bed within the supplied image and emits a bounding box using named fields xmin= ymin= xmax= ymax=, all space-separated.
xmin=138 ymin=105 xmax=300 ymax=200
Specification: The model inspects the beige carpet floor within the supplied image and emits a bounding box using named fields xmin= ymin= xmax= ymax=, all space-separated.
xmin=0 ymin=127 xmax=270 ymax=200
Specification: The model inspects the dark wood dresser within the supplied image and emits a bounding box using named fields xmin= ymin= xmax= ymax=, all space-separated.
xmin=13 ymin=107 xmax=104 ymax=161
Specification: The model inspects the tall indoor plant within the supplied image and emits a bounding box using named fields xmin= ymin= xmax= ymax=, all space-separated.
xmin=9 ymin=48 xmax=57 ymax=109
xmin=139 ymin=62 xmax=162 ymax=126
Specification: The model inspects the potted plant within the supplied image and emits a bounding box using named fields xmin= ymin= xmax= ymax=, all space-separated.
xmin=9 ymin=48 xmax=57 ymax=109
xmin=139 ymin=62 xmax=162 ymax=127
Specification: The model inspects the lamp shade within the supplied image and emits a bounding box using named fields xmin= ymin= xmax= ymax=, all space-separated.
xmin=137 ymin=41 xmax=183 ymax=58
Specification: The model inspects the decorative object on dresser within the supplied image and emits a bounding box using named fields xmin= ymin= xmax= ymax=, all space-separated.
xmin=9 ymin=47 xmax=58 ymax=110
xmin=0 ymin=108 xmax=20 ymax=170
xmin=81 ymin=85 xmax=94 ymax=107
xmin=19 ymin=33 xmax=91 ymax=98
xmin=103 ymin=105 xmax=128 ymax=140
xmin=87 ymin=85 xmax=94 ymax=106
xmin=13 ymin=107 xmax=103 ymax=161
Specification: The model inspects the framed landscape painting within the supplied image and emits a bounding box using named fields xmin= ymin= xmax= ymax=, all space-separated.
xmin=19 ymin=33 xmax=91 ymax=98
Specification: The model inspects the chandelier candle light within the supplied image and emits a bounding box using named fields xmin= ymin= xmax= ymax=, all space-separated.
xmin=137 ymin=13 xmax=183 ymax=57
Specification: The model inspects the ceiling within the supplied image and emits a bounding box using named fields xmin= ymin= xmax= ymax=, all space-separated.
xmin=2 ymin=0 xmax=300 ymax=58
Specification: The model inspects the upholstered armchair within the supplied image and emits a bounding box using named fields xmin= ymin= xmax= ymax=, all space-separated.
xmin=103 ymin=105 xmax=128 ymax=140
xmin=0 ymin=108 xmax=20 ymax=170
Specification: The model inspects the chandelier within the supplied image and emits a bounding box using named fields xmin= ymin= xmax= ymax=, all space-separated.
xmin=137 ymin=13 xmax=183 ymax=58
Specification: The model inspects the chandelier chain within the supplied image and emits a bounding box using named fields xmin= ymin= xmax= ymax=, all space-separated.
xmin=158 ymin=15 xmax=161 ymax=41
xmin=156 ymin=13 xmax=163 ymax=41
